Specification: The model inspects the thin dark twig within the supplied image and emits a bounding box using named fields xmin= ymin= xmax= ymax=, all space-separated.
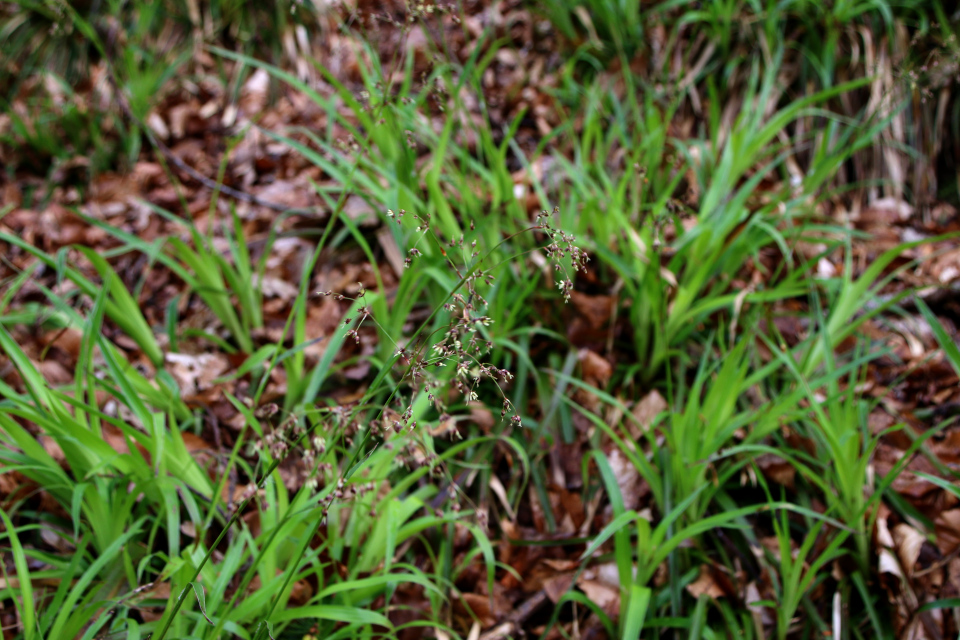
xmin=100 ymin=30 xmax=320 ymax=216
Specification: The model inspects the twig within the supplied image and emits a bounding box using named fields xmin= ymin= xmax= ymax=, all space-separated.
xmin=99 ymin=35 xmax=320 ymax=216
xmin=136 ymin=121 xmax=320 ymax=215
xmin=478 ymin=591 xmax=549 ymax=640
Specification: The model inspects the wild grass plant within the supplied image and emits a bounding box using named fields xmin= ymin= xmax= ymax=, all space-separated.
xmin=0 ymin=203 xmax=561 ymax=638
xmin=1 ymin=0 xmax=959 ymax=638
xmin=0 ymin=38 xmax=589 ymax=627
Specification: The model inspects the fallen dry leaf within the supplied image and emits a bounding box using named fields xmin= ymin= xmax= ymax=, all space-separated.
xmin=893 ymin=523 xmax=927 ymax=578
xmin=579 ymin=348 xmax=612 ymax=388
xmin=165 ymin=352 xmax=230 ymax=402
xmin=629 ymin=390 xmax=667 ymax=439
xmin=686 ymin=564 xmax=727 ymax=600
xmin=605 ymin=447 xmax=643 ymax=511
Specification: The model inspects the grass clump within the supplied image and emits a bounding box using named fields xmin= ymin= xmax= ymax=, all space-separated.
xmin=2 ymin=0 xmax=960 ymax=639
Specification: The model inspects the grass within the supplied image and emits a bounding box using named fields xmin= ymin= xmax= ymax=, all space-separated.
xmin=1 ymin=0 xmax=959 ymax=638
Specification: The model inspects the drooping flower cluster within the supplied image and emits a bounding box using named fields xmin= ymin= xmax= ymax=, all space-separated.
xmin=536 ymin=207 xmax=590 ymax=303
xmin=381 ymin=211 xmax=531 ymax=429
xmin=317 ymin=282 xmax=372 ymax=345
xmin=285 ymin=205 xmax=588 ymax=520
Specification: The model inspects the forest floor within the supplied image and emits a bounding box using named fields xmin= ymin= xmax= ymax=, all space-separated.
xmin=2 ymin=1 xmax=960 ymax=638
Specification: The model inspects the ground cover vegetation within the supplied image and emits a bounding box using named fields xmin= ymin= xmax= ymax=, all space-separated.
xmin=1 ymin=0 xmax=960 ymax=638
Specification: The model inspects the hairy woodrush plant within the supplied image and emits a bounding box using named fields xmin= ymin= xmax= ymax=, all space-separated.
xmin=142 ymin=203 xmax=588 ymax=640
